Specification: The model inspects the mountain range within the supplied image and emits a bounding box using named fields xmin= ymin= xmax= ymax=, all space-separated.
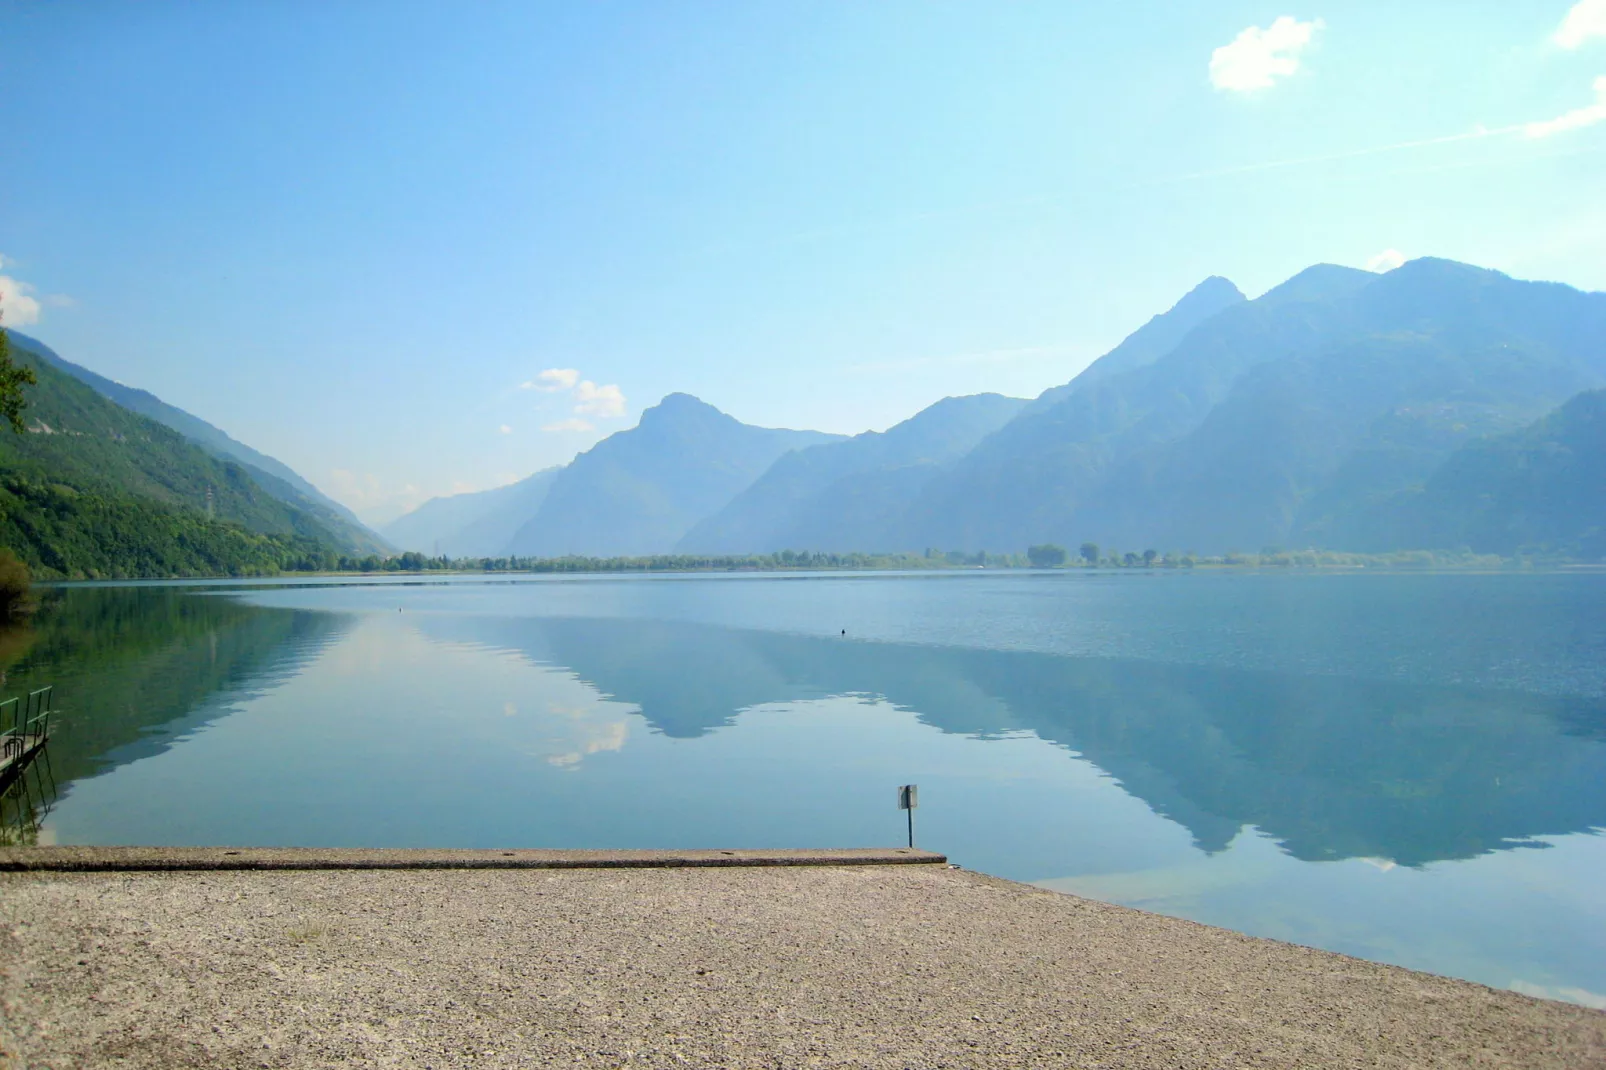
xmin=381 ymin=466 xmax=562 ymax=558
xmin=676 ymin=392 xmax=1027 ymax=554
xmin=6 ymin=254 xmax=1602 ymax=576
xmin=399 ymin=256 xmax=1601 ymax=562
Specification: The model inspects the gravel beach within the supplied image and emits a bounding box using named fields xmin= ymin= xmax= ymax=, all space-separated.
xmin=2 ymin=856 xmax=1601 ymax=1069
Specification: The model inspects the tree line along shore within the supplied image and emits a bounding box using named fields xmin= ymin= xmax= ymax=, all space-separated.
xmin=227 ymin=544 xmax=1515 ymax=580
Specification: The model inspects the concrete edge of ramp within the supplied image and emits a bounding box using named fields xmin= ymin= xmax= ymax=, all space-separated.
xmin=0 ymin=845 xmax=948 ymax=871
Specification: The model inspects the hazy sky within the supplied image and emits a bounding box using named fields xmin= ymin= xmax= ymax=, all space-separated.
xmin=3 ymin=2 xmax=1604 ymax=523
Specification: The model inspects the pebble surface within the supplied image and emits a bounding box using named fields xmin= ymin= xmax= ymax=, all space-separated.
xmin=2 ymin=864 xmax=1602 ymax=1068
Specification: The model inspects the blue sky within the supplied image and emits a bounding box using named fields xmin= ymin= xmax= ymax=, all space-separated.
xmin=3 ymin=2 xmax=1604 ymax=523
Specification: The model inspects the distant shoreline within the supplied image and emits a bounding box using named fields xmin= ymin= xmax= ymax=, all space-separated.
xmin=33 ymin=555 xmax=1606 ymax=586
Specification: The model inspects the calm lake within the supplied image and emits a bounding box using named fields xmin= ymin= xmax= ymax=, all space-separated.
xmin=4 ymin=570 xmax=1604 ymax=1006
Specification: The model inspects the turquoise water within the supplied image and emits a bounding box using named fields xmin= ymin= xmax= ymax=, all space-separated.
xmin=5 ymin=570 xmax=1605 ymax=1006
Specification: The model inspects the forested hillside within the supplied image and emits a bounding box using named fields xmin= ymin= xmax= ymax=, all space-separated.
xmin=9 ymin=331 xmax=388 ymax=555
xmin=1329 ymin=389 xmax=1606 ymax=558
xmin=0 ymin=334 xmax=350 ymax=577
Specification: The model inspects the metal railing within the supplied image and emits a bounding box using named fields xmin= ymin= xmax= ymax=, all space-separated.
xmin=0 ymin=686 xmax=52 ymax=769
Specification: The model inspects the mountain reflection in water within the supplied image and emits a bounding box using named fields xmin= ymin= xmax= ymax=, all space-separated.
xmin=414 ymin=613 xmax=1606 ymax=868
xmin=0 ymin=587 xmax=350 ymax=793
xmin=7 ymin=584 xmax=1605 ymax=870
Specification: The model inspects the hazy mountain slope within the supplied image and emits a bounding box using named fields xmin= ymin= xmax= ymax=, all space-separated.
xmin=1332 ymin=389 xmax=1606 ymax=558
xmin=1086 ymin=336 xmax=1597 ymax=553
xmin=1029 ymin=275 xmax=1245 ymax=412
xmin=383 ymin=466 xmax=563 ymax=556
xmin=677 ymin=393 xmax=1027 ymax=553
xmin=508 ymin=394 xmax=843 ymax=557
xmin=894 ymin=264 xmax=1376 ymax=551
xmin=10 ymin=331 xmax=389 ymax=555
xmin=881 ymin=259 xmax=1606 ymax=554
xmin=0 ymin=337 xmax=349 ymax=576
xmin=1064 ymin=259 xmax=1606 ymax=553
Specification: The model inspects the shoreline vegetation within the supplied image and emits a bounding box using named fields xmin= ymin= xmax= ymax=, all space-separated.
xmin=27 ymin=545 xmax=1591 ymax=583
xmin=310 ymin=546 xmax=1521 ymax=575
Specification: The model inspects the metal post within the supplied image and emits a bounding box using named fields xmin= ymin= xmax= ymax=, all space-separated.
xmin=897 ymin=784 xmax=918 ymax=849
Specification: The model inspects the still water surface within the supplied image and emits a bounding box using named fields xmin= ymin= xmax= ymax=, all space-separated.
xmin=4 ymin=570 xmax=1604 ymax=1006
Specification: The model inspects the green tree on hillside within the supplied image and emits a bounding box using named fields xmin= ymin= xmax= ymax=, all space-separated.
xmin=0 ymin=548 xmax=34 ymax=618
xmin=0 ymin=316 xmax=39 ymax=434
xmin=0 ymin=317 xmax=39 ymax=611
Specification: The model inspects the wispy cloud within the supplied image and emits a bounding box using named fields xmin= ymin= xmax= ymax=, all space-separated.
xmin=1210 ymin=16 xmax=1324 ymax=93
xmin=520 ymin=368 xmax=579 ymax=392
xmin=1555 ymin=0 xmax=1606 ymax=49
xmin=1162 ymin=124 xmax=1523 ymax=184
xmin=1164 ymin=76 xmax=1606 ymax=183
xmin=498 ymin=424 xmax=513 ymax=435
xmin=542 ymin=417 xmax=595 ymax=433
xmin=1365 ymin=249 xmax=1406 ymax=272
xmin=1526 ymin=75 xmax=1606 ymax=137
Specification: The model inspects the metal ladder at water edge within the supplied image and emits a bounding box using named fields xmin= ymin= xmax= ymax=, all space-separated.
xmin=0 ymin=686 xmax=54 ymax=792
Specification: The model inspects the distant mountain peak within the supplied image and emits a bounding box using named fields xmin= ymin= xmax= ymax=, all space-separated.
xmin=508 ymin=398 xmax=842 ymax=558
xmin=1032 ymin=274 xmax=1247 ymax=402
xmin=1387 ymin=257 xmax=1509 ymax=285
xmin=1175 ymin=275 xmax=1245 ymax=310
xmin=1256 ymin=263 xmax=1376 ymax=306
xmin=637 ymin=392 xmax=732 ymax=429
xmin=656 ymin=391 xmax=709 ymax=409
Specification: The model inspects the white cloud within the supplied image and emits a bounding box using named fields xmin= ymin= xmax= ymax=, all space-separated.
xmin=0 ymin=254 xmax=42 ymax=327
xmin=518 ymin=367 xmax=627 ymax=422
xmin=1210 ymin=16 xmax=1324 ymax=93
xmin=1556 ymin=0 xmax=1606 ymax=48
xmin=572 ymin=380 xmax=626 ymax=418
xmin=1364 ymin=248 xmax=1406 ymax=272
xmin=520 ymin=368 xmax=579 ymax=392
xmin=498 ymin=424 xmax=513 ymax=435
xmin=1526 ymin=75 xmax=1606 ymax=137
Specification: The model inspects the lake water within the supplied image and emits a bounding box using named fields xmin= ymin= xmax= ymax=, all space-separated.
xmin=4 ymin=570 xmax=1604 ymax=1007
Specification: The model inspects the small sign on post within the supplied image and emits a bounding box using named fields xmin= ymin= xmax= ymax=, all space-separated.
xmin=898 ymin=784 xmax=918 ymax=848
